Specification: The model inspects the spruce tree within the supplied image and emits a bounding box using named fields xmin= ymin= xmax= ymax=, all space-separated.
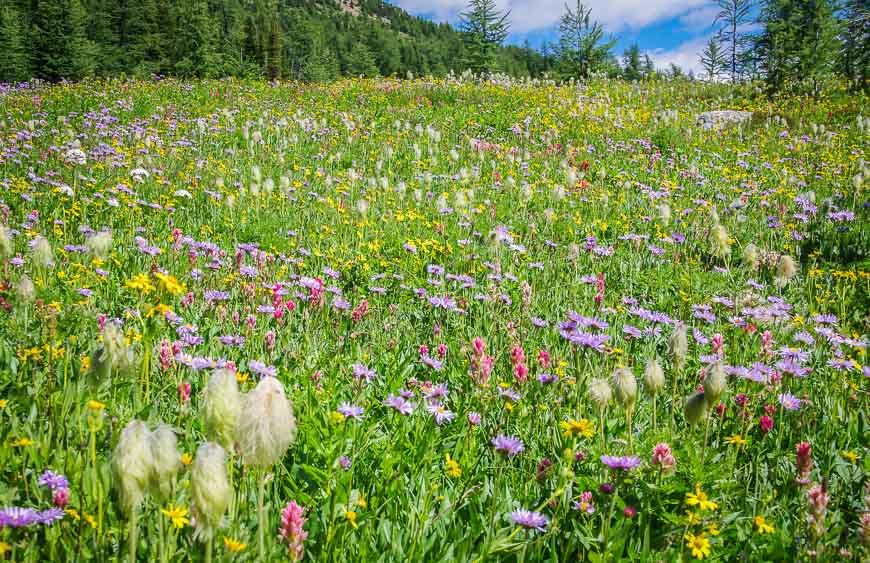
xmin=622 ymin=44 xmax=642 ymax=80
xmin=556 ymin=1 xmax=615 ymax=79
xmin=459 ymin=0 xmax=510 ymax=74
xmin=715 ymin=0 xmax=754 ymax=81
xmin=700 ymin=35 xmax=727 ymax=81
xmin=0 ymin=5 xmax=30 ymax=82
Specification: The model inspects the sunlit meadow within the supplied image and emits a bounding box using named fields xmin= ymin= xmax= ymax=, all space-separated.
xmin=0 ymin=76 xmax=868 ymax=561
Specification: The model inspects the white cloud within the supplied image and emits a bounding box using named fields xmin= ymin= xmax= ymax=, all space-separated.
xmin=389 ymin=0 xmax=711 ymax=34
xmin=646 ymin=36 xmax=709 ymax=76
xmin=678 ymin=6 xmax=719 ymax=32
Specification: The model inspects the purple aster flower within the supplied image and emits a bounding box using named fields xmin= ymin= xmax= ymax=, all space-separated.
xmin=421 ymin=354 xmax=444 ymax=371
xmin=36 ymin=508 xmax=65 ymax=526
xmin=337 ymin=403 xmax=365 ymax=420
xmin=427 ymin=403 xmax=456 ymax=425
xmin=777 ymin=393 xmax=802 ymax=410
xmin=491 ymin=435 xmax=524 ymax=457
xmin=510 ymin=509 xmax=549 ymax=531
xmin=383 ymin=394 xmax=415 ymax=415
xmin=351 ymin=363 xmax=377 ymax=381
xmin=467 ymin=412 xmax=481 ymax=425
xmin=600 ymin=455 xmax=642 ymax=471
xmin=248 ymin=360 xmax=277 ymax=378
xmin=338 ymin=456 xmax=352 ymax=470
xmin=37 ymin=470 xmax=69 ymax=491
xmin=537 ymin=372 xmax=559 ymax=385
xmin=0 ymin=507 xmax=39 ymax=528
xmin=422 ymin=383 xmax=449 ymax=401
xmin=218 ymin=335 xmax=246 ymax=347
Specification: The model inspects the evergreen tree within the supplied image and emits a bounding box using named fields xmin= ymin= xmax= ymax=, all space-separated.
xmin=344 ymin=41 xmax=379 ymax=77
xmin=266 ymin=3 xmax=281 ymax=79
xmin=642 ymin=53 xmax=656 ymax=78
xmin=170 ymin=0 xmax=219 ymax=77
xmin=0 ymin=5 xmax=30 ymax=82
xmin=755 ymin=0 xmax=841 ymax=93
xmin=459 ymin=0 xmax=510 ymax=73
xmin=715 ymin=0 xmax=754 ymax=81
xmin=556 ymin=1 xmax=615 ymax=79
xmin=622 ymin=44 xmax=642 ymax=80
xmin=700 ymin=35 xmax=727 ymax=80
xmin=840 ymin=0 xmax=869 ymax=91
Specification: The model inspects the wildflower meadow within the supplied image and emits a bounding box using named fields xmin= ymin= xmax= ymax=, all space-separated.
xmin=0 ymin=76 xmax=868 ymax=561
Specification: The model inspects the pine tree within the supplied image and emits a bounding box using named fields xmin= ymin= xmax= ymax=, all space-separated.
xmin=345 ymin=41 xmax=379 ymax=77
xmin=840 ymin=0 xmax=869 ymax=91
xmin=0 ymin=5 xmax=30 ymax=82
xmin=755 ymin=0 xmax=841 ymax=93
xmin=642 ymin=54 xmax=656 ymax=78
xmin=124 ymin=0 xmax=168 ymax=77
xmin=622 ymin=43 xmax=642 ymax=80
xmin=459 ymin=0 xmax=510 ymax=73
xmin=700 ymin=35 xmax=727 ymax=80
xmin=556 ymin=1 xmax=615 ymax=79
xmin=715 ymin=0 xmax=754 ymax=81
xmin=265 ymin=3 xmax=281 ymax=79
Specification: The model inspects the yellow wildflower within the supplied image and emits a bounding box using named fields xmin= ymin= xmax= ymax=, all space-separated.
xmin=345 ymin=511 xmax=358 ymax=529
xmin=161 ymin=505 xmax=190 ymax=529
xmin=87 ymin=400 xmax=106 ymax=412
xmin=559 ymin=418 xmax=595 ymax=439
xmin=223 ymin=537 xmax=247 ymax=552
xmin=13 ymin=437 xmax=33 ymax=447
xmin=684 ymin=532 xmax=711 ymax=559
xmin=754 ymin=515 xmax=774 ymax=534
xmin=0 ymin=541 xmax=10 ymax=556
xmin=842 ymin=451 xmax=858 ymax=464
xmin=181 ymin=453 xmax=193 ymax=466
xmin=155 ymin=272 xmax=186 ymax=296
xmin=725 ymin=434 xmax=747 ymax=447
xmin=444 ymin=453 xmax=462 ymax=478
xmin=125 ymin=273 xmax=155 ymax=293
xmin=686 ymin=486 xmax=719 ymax=511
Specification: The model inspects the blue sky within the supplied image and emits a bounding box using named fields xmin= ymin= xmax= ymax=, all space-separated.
xmin=386 ymin=0 xmax=722 ymax=73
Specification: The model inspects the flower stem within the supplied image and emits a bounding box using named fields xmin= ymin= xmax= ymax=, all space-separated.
xmin=258 ymin=470 xmax=267 ymax=560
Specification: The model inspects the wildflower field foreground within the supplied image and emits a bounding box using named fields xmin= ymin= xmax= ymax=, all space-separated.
xmin=0 ymin=77 xmax=868 ymax=562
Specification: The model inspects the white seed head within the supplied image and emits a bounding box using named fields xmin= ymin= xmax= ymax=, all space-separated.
xmin=112 ymin=420 xmax=154 ymax=515
xmin=149 ymin=424 xmax=181 ymax=501
xmin=643 ymin=359 xmax=665 ymax=395
xmin=191 ymin=442 xmax=231 ymax=542
xmin=611 ymin=367 xmax=638 ymax=409
xmin=237 ymin=377 xmax=296 ymax=467
xmin=202 ymin=368 xmax=242 ymax=450
xmin=588 ymin=377 xmax=612 ymax=408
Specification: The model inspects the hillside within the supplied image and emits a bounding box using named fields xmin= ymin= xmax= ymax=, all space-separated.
xmin=0 ymin=0 xmax=554 ymax=82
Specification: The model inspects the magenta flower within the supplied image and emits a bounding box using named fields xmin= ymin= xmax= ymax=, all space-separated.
xmin=279 ymin=501 xmax=308 ymax=561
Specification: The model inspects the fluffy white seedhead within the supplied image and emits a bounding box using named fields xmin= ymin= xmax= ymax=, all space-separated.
xmin=588 ymin=377 xmax=612 ymax=408
xmin=742 ymin=243 xmax=759 ymax=269
xmin=0 ymin=226 xmax=12 ymax=258
xmin=775 ymin=254 xmax=797 ymax=288
xmin=202 ymin=368 xmax=242 ymax=450
xmin=149 ymin=424 xmax=182 ymax=501
xmin=644 ymin=359 xmax=665 ymax=395
xmin=668 ymin=325 xmax=688 ymax=370
xmin=684 ymin=392 xmax=708 ymax=426
xmin=237 ymin=377 xmax=296 ymax=467
xmin=86 ymin=231 xmax=113 ymax=259
xmin=704 ymin=362 xmax=727 ymax=404
xmin=710 ymin=224 xmax=731 ymax=260
xmin=112 ymin=420 xmax=154 ymax=515
xmin=191 ymin=442 xmax=231 ymax=542
xmin=611 ymin=367 xmax=638 ymax=409
xmin=16 ymin=276 xmax=35 ymax=302
xmin=32 ymin=235 xmax=55 ymax=269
